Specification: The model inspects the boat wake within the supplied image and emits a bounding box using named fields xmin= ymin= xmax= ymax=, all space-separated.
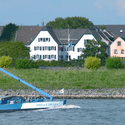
xmin=35 ymin=105 xmax=81 ymax=112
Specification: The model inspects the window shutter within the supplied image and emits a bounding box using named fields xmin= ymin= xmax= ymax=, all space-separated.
xmin=43 ymin=55 xmax=44 ymax=59
xmin=43 ymin=47 xmax=44 ymax=50
xmin=55 ymin=55 xmax=56 ymax=59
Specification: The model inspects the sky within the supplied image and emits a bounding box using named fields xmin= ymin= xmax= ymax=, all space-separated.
xmin=0 ymin=0 xmax=125 ymax=26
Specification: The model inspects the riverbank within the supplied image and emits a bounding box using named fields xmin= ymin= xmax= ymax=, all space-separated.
xmin=1 ymin=88 xmax=125 ymax=99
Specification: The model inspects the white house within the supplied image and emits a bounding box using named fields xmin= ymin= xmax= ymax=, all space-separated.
xmin=15 ymin=26 xmax=102 ymax=61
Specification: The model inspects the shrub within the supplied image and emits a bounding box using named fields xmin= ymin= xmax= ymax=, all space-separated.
xmin=50 ymin=60 xmax=58 ymax=66
xmin=78 ymin=59 xmax=85 ymax=67
xmin=0 ymin=55 xmax=12 ymax=68
xmin=15 ymin=59 xmax=37 ymax=69
xmin=105 ymin=57 xmax=124 ymax=69
xmin=85 ymin=56 xmax=100 ymax=69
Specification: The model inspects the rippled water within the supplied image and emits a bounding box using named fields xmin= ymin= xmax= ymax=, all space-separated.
xmin=0 ymin=99 xmax=125 ymax=125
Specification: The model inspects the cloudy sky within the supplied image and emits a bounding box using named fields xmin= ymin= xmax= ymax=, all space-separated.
xmin=0 ymin=0 xmax=125 ymax=26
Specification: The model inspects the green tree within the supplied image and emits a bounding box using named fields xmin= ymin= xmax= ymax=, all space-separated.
xmin=0 ymin=41 xmax=29 ymax=59
xmin=0 ymin=23 xmax=18 ymax=41
xmin=99 ymin=25 xmax=106 ymax=30
xmin=81 ymin=39 xmax=108 ymax=66
xmin=46 ymin=17 xmax=93 ymax=29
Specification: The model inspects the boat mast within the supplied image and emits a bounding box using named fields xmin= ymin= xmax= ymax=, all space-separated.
xmin=0 ymin=68 xmax=53 ymax=101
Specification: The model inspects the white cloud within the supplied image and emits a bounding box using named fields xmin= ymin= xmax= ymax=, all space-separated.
xmin=117 ymin=0 xmax=125 ymax=16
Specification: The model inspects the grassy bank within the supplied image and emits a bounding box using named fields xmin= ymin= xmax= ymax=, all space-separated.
xmin=0 ymin=68 xmax=125 ymax=90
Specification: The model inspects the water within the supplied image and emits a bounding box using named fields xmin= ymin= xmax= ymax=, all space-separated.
xmin=0 ymin=99 xmax=125 ymax=125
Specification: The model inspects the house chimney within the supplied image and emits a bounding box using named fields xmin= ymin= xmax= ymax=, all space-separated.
xmin=41 ymin=18 xmax=44 ymax=27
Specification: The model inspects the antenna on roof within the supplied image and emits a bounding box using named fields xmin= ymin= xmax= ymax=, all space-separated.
xmin=41 ymin=18 xmax=44 ymax=27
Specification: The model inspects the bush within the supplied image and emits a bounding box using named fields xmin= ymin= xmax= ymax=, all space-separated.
xmin=105 ymin=57 xmax=124 ymax=69
xmin=15 ymin=59 xmax=37 ymax=69
xmin=85 ymin=56 xmax=100 ymax=69
xmin=0 ymin=55 xmax=12 ymax=68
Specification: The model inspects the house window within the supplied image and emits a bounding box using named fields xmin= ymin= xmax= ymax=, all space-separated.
xmin=49 ymin=38 xmax=50 ymax=42
xmin=49 ymin=55 xmax=50 ymax=59
xmin=45 ymin=46 xmax=48 ymax=50
xmin=78 ymin=56 xmax=80 ymax=59
xmin=38 ymin=38 xmax=40 ymax=42
xmin=61 ymin=55 xmax=63 ymax=59
xmin=51 ymin=55 xmax=55 ymax=59
xmin=79 ymin=48 xmax=83 ymax=52
xmin=43 ymin=55 xmax=45 ymax=59
xmin=36 ymin=46 xmax=39 ymax=50
xmin=45 ymin=55 xmax=48 ymax=59
xmin=73 ymin=46 xmax=74 ymax=51
xmin=41 ymin=38 xmax=42 ymax=41
xmin=55 ymin=55 xmax=56 ymax=59
xmin=51 ymin=46 xmax=55 ymax=50
xmin=84 ymin=40 xmax=87 ymax=45
xmin=43 ymin=47 xmax=44 ymax=50
xmin=36 ymin=54 xmax=39 ymax=59
xmin=121 ymin=49 xmax=124 ymax=54
xmin=114 ymin=49 xmax=117 ymax=54
xmin=117 ymin=41 xmax=121 ymax=46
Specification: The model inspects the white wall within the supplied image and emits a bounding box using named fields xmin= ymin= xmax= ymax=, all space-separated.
xmin=30 ymin=31 xmax=58 ymax=61
xmin=68 ymin=34 xmax=96 ymax=60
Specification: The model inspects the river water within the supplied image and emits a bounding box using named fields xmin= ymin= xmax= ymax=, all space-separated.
xmin=0 ymin=99 xmax=125 ymax=125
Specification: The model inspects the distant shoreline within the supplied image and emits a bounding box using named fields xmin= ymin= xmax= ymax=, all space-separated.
xmin=1 ymin=88 xmax=125 ymax=99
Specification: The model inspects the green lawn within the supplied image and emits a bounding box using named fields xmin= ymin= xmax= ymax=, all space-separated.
xmin=0 ymin=68 xmax=125 ymax=90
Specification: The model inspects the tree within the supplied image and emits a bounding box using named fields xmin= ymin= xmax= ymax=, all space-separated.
xmin=0 ymin=23 xmax=18 ymax=41
xmin=46 ymin=17 xmax=93 ymax=29
xmin=99 ymin=25 xmax=106 ymax=30
xmin=0 ymin=41 xmax=29 ymax=59
xmin=81 ymin=39 xmax=109 ymax=66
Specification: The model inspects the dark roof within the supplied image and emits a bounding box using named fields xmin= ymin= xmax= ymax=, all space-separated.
xmin=16 ymin=26 xmax=42 ymax=45
xmin=98 ymin=31 xmax=112 ymax=43
xmin=96 ymin=25 xmax=125 ymax=38
xmin=121 ymin=37 xmax=125 ymax=41
xmin=15 ymin=26 xmax=101 ymax=45
xmin=53 ymin=29 xmax=92 ymax=45
xmin=46 ymin=27 xmax=61 ymax=44
xmin=16 ymin=26 xmax=60 ymax=45
xmin=89 ymin=29 xmax=101 ymax=40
